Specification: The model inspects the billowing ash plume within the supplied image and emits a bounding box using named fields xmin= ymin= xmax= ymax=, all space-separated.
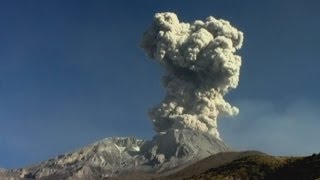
xmin=141 ymin=12 xmax=243 ymax=139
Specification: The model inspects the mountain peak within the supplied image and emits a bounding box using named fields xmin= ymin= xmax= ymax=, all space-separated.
xmin=3 ymin=129 xmax=230 ymax=179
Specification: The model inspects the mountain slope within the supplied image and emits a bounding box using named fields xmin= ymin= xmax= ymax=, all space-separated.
xmin=2 ymin=149 xmax=320 ymax=179
xmin=185 ymin=153 xmax=320 ymax=180
xmin=165 ymin=150 xmax=266 ymax=180
xmin=1 ymin=129 xmax=230 ymax=179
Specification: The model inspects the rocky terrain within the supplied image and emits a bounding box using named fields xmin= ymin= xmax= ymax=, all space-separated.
xmin=2 ymin=142 xmax=320 ymax=179
xmin=0 ymin=129 xmax=230 ymax=179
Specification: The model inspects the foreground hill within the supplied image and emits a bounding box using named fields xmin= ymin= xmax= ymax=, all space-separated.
xmin=164 ymin=151 xmax=266 ymax=180
xmin=184 ymin=152 xmax=320 ymax=180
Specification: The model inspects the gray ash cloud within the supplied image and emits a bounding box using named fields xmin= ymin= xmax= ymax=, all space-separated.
xmin=141 ymin=12 xmax=243 ymax=139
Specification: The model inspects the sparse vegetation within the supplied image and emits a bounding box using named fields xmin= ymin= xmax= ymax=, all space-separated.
xmin=186 ymin=154 xmax=320 ymax=180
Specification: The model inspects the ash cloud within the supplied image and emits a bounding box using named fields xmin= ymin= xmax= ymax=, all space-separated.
xmin=220 ymin=99 xmax=320 ymax=155
xmin=141 ymin=12 xmax=243 ymax=139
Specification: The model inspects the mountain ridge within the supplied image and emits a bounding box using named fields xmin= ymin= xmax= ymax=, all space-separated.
xmin=0 ymin=129 xmax=230 ymax=179
xmin=2 ymin=148 xmax=320 ymax=179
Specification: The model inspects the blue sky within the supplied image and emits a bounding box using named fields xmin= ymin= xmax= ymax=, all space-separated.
xmin=1 ymin=0 xmax=320 ymax=168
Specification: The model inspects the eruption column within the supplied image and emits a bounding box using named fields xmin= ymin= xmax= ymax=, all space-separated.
xmin=141 ymin=12 xmax=243 ymax=139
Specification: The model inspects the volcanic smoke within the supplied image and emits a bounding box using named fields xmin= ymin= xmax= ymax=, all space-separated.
xmin=141 ymin=12 xmax=243 ymax=139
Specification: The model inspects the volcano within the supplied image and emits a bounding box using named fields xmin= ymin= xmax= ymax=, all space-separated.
xmin=2 ymin=129 xmax=230 ymax=179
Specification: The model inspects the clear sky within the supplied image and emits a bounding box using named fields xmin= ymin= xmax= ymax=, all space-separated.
xmin=1 ymin=0 xmax=320 ymax=168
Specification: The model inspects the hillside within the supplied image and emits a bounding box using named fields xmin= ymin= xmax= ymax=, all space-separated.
xmin=1 ymin=151 xmax=320 ymax=179
xmin=164 ymin=151 xmax=266 ymax=180
xmin=0 ymin=129 xmax=230 ymax=179
xmin=185 ymin=153 xmax=320 ymax=180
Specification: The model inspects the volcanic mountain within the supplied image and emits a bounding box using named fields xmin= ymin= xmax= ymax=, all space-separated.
xmin=1 ymin=12 xmax=245 ymax=180
xmin=1 ymin=129 xmax=230 ymax=179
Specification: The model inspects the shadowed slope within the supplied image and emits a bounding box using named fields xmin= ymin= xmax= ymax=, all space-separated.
xmin=186 ymin=153 xmax=320 ymax=180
